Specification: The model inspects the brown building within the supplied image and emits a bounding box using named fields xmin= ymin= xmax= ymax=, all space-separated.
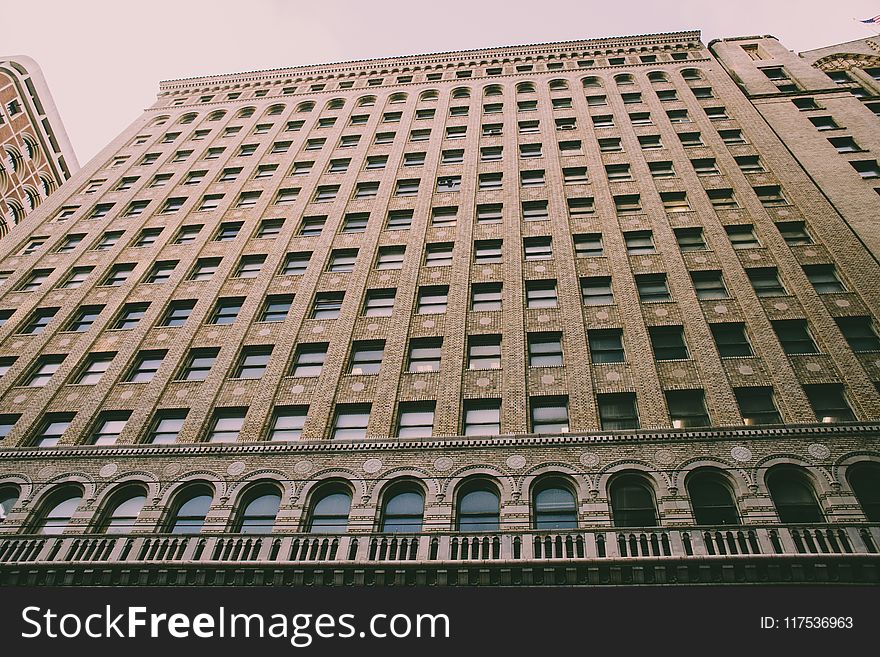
xmin=0 ymin=56 xmax=78 ymax=238
xmin=0 ymin=30 xmax=878 ymax=587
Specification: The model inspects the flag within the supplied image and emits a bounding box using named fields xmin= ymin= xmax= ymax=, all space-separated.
xmin=860 ymin=14 xmax=880 ymax=24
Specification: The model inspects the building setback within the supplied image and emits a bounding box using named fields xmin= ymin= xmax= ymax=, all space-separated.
xmin=0 ymin=56 xmax=79 ymax=238
xmin=0 ymin=30 xmax=878 ymax=586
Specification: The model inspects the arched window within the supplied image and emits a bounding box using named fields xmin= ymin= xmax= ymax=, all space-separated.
xmin=451 ymin=87 xmax=470 ymax=99
xmin=325 ymin=98 xmax=345 ymax=110
xmin=686 ymin=469 xmax=739 ymax=525
xmin=533 ymin=478 xmax=578 ymax=529
xmin=7 ymin=199 xmax=24 ymax=225
xmin=99 ymin=486 xmax=147 ymax=534
xmin=33 ymin=486 xmax=83 ymax=535
xmin=609 ymin=474 xmax=658 ymax=527
xmin=681 ymin=68 xmax=703 ymax=81
xmin=235 ymin=484 xmax=282 ymax=533
xmin=647 ymin=71 xmax=669 ymax=83
xmin=483 ymin=85 xmax=502 ymax=97
xmin=549 ymin=79 xmax=569 ymax=91
xmin=294 ymin=101 xmax=314 ymax=113
xmin=767 ymin=467 xmax=824 ymax=523
xmin=149 ymin=115 xmax=170 ymax=127
xmin=418 ymin=90 xmax=439 ymax=102
xmin=167 ymin=484 xmax=213 ymax=534
xmin=266 ymin=104 xmax=286 ymax=116
xmin=516 ymin=81 xmax=536 ymax=94
xmin=0 ymin=485 xmax=20 ymax=523
xmin=40 ymin=175 xmax=55 ymax=196
xmin=308 ymin=485 xmax=352 ymax=533
xmin=615 ymin=73 xmax=635 ymax=85
xmin=236 ymin=107 xmax=255 ymax=118
xmin=581 ymin=76 xmax=602 ymax=88
xmin=178 ymin=113 xmax=198 ymax=125
xmin=388 ymin=92 xmax=408 ymax=104
xmin=846 ymin=462 xmax=880 ymax=522
xmin=358 ymin=95 xmax=377 ymax=107
xmin=380 ymin=484 xmax=424 ymax=532
xmin=207 ymin=110 xmax=226 ymax=121
xmin=456 ymin=480 xmax=500 ymax=531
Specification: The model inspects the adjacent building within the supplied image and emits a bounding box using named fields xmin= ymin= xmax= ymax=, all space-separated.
xmin=0 ymin=55 xmax=79 ymax=238
xmin=0 ymin=30 xmax=878 ymax=586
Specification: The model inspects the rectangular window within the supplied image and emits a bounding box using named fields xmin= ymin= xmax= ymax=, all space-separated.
xmin=589 ymin=329 xmax=625 ymax=363
xmin=425 ymin=243 xmax=454 ymax=267
xmin=691 ymin=270 xmax=729 ymax=299
xmin=112 ymin=303 xmax=149 ymax=330
xmin=735 ymin=387 xmax=781 ymax=425
xmin=479 ymin=172 xmax=503 ymax=190
xmin=362 ymin=289 xmax=396 ymax=317
xmin=386 ymin=209 xmax=414 ymax=230
xmin=524 ymin=236 xmax=552 ymax=260
xmin=207 ymin=409 xmax=246 ymax=443
xmin=299 ymin=216 xmax=326 ymax=236
xmin=159 ymin=300 xmax=196 ymax=327
xmin=177 ymin=348 xmax=219 ymax=382
xmin=649 ymin=325 xmax=689 ymax=360
xmin=73 ymin=352 xmax=115 ymax=385
xmin=291 ymin=343 xmax=328 ymax=377
xmin=725 ymin=224 xmax=759 ymax=248
xmin=636 ymin=273 xmax=670 ymax=302
xmin=375 ymin=246 xmax=405 ymax=270
xmin=233 ymin=346 xmax=272 ymax=380
xmin=124 ymin=350 xmax=166 ymax=383
xmin=476 ymin=203 xmax=502 ymax=224
xmin=234 ymin=255 xmax=265 ymax=279
xmin=772 ymin=319 xmax=818 ymax=354
xmin=437 ymin=175 xmax=461 ymax=192
xmin=528 ymin=332 xmax=563 ymax=367
xmin=711 ymin=323 xmax=753 ymax=357
xmin=835 ymin=316 xmax=880 ymax=352
xmin=471 ymin=282 xmax=503 ymax=311
xmin=614 ymin=194 xmax=641 ymax=214
xmin=331 ymin=404 xmax=371 ymax=440
xmin=257 ymin=218 xmax=284 ymax=238
xmin=417 ymin=286 xmax=448 ymax=314
xmin=281 ymin=252 xmax=311 ymax=275
xmin=31 ymin=414 xmax=74 ymax=448
xmin=101 ymin=264 xmax=135 ymax=287
xmin=463 ymin=400 xmax=501 ymax=436
xmin=348 ymin=341 xmax=385 ymax=375
xmin=675 ymin=227 xmax=705 ymax=251
xmin=269 ymin=406 xmax=307 ymax=441
xmin=468 ymin=334 xmax=502 ymax=369
xmin=59 ymin=267 xmax=93 ymax=290
xmin=144 ymin=260 xmax=177 ymax=284
xmin=597 ymin=393 xmax=639 ymax=430
xmin=311 ymin=292 xmax=344 ymax=319
xmin=624 ymin=230 xmax=655 ymax=255
xmin=666 ymin=390 xmax=710 ymax=428
xmin=328 ymin=249 xmax=359 ymax=273
xmin=65 ymin=305 xmax=104 ymax=332
xmin=581 ymin=276 xmax=613 ymax=305
xmin=408 ymin=337 xmax=442 ymax=373
xmin=526 ymin=280 xmax=557 ymax=308
xmin=173 ymin=224 xmax=202 ymax=244
xmin=747 ymin=267 xmax=786 ymax=296
xmin=531 ymin=397 xmax=569 ymax=433
xmin=474 ymin=239 xmax=503 ymax=264
xmin=259 ymin=295 xmax=293 ymax=322
xmin=776 ymin=221 xmax=812 ymax=245
xmin=149 ymin=411 xmax=187 ymax=444
xmin=397 ymin=402 xmax=435 ymax=438
xmin=209 ymin=297 xmax=244 ymax=325
xmin=573 ymin=233 xmax=603 ymax=258
xmin=522 ymin=200 xmax=549 ymax=221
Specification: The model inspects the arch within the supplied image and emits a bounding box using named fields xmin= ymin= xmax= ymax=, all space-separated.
xmin=357 ymin=95 xmax=377 ymax=107
xmin=96 ymin=484 xmax=147 ymax=534
xmin=418 ymin=89 xmax=439 ymax=102
xmin=581 ymin=76 xmax=603 ymax=88
xmin=236 ymin=106 xmax=256 ymax=118
xmin=39 ymin=174 xmax=55 ymax=196
xmin=531 ymin=475 xmax=578 ymax=529
xmin=766 ymin=465 xmax=824 ymax=523
xmin=294 ymin=101 xmax=314 ymax=113
xmin=324 ymin=98 xmax=345 ymax=110
xmin=846 ymin=461 xmax=880 ymax=522
xmin=30 ymin=485 xmax=84 ymax=535
xmin=451 ymin=86 xmax=471 ymax=99
xmin=549 ymin=78 xmax=569 ymax=91
xmin=23 ymin=186 xmax=40 ymax=211
xmin=483 ymin=84 xmax=503 ymax=97
xmin=388 ymin=92 xmax=408 ymax=104
xmin=379 ymin=479 xmax=425 ymax=532
xmin=306 ymin=480 xmax=353 ymax=533
xmin=6 ymin=199 xmax=24 ymax=226
xmin=614 ymin=73 xmax=635 ymax=86
xmin=516 ymin=81 xmax=536 ymax=94
xmin=455 ymin=477 xmax=500 ymax=531
xmin=609 ymin=472 xmax=658 ymax=527
xmin=681 ymin=68 xmax=703 ymax=81
xmin=647 ymin=71 xmax=670 ymax=83
xmin=685 ymin=468 xmax=739 ymax=525
xmin=234 ymin=481 xmax=282 ymax=533
xmin=207 ymin=110 xmax=227 ymax=121
xmin=5 ymin=146 xmax=23 ymax=174
xmin=166 ymin=482 xmax=214 ymax=534
xmin=178 ymin=112 xmax=198 ymax=124
xmin=149 ymin=115 xmax=170 ymax=127
xmin=0 ymin=483 xmax=20 ymax=524
xmin=265 ymin=103 xmax=286 ymax=116
xmin=22 ymin=135 xmax=40 ymax=162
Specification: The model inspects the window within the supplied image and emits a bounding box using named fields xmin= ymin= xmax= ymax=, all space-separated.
xmin=55 ymin=234 xmax=85 ymax=253
xmin=581 ymin=276 xmax=613 ymax=305
xmin=89 ymin=412 xmax=131 ymax=446
xmin=174 ymin=224 xmax=202 ymax=244
xmin=734 ymin=387 xmax=781 ymax=425
xmin=361 ymin=288 xmax=395 ymax=317
xmin=835 ymin=316 xmax=880 ymax=352
xmin=373 ymin=246 xmax=404 ymax=271
xmin=381 ymin=485 xmax=425 ymax=533
xmin=479 ymin=172 xmax=503 ymax=190
xmin=344 ymin=340 xmax=385 ymax=376
xmin=299 ymin=216 xmax=325 ymax=235
xmin=606 ymin=164 xmax=632 ymax=182
xmin=274 ymin=188 xmax=300 ymax=205
xmin=522 ymin=200 xmax=548 ymax=221
xmin=331 ymin=405 xmax=371 ymax=440
xmin=468 ymin=335 xmax=501 ymax=369
xmin=441 ymin=148 xmax=464 ymax=164
xmin=847 ymin=463 xmax=880 ymax=522
xmin=175 ymin=348 xmax=217 ymax=382
xmin=134 ymin=228 xmax=162 ymax=247
xmin=65 ymin=305 xmax=104 ymax=333
xmin=598 ymin=137 xmax=622 ymax=152
xmin=73 ymin=352 xmax=115 ymax=385
xmin=776 ymin=221 xmax=811 ymax=246
xmin=436 ymin=176 xmax=461 ymax=192
xmin=0 ymin=481 xmax=20 ymax=520
xmin=397 ymin=402 xmax=435 ymax=438
xmin=624 ymin=230 xmax=655 ymax=255
xmin=747 ymin=268 xmax=786 ymax=296
xmin=303 ymin=485 xmax=355 ymax=538
xmin=235 ymin=486 xmax=281 ymax=534
xmin=90 ymin=203 xmax=114 ymax=219
xmin=19 ymin=307 xmax=58 ymax=334
xmin=589 ymin=329 xmax=624 ymax=363
xmin=754 ymin=186 xmax=787 ymax=208
xmin=188 ymin=258 xmax=220 ymax=281
xmin=328 ymin=249 xmax=358 ymax=273
xmin=474 ymin=239 xmax=502 ymax=264
xmin=314 ymin=185 xmax=339 ymax=203
xmin=144 ymin=260 xmax=177 ymax=284
xmin=636 ymin=273 xmax=670 ymax=302
xmin=649 ymin=325 xmax=689 ymax=360
xmin=692 ymin=158 xmax=718 ymax=176
xmin=207 ymin=297 xmax=243 ymax=325
xmin=614 ymin=194 xmax=641 ymax=214
xmin=33 ymin=487 xmax=82 ymax=533
xmin=204 ymin=147 xmax=226 ymax=160
xmin=403 ymin=152 xmax=425 ymax=167
xmin=828 ymin=136 xmax=862 ymax=153
xmin=638 ymin=135 xmax=662 ymax=150
xmin=711 ymin=323 xmax=752 ymax=357
xmin=326 ymin=159 xmax=348 ymax=174
xmin=457 ymin=482 xmax=500 ymax=531
xmin=124 ymin=350 xmax=166 ymax=383
xmin=0 ymin=356 xmax=16 ymax=379
xmin=159 ymin=300 xmax=195 ymax=327
xmin=772 ymin=320 xmax=818 ymax=354
xmin=417 ymin=286 xmax=448 ymax=314
xmin=687 ymin=470 xmax=739 ymax=525
xmin=804 ymin=384 xmax=855 ymax=423
xmin=530 ymin=396 xmax=569 ymax=433
xmin=160 ymin=197 xmax=185 ymax=214
xmin=231 ymin=346 xmax=271 ymax=380
xmin=767 ymin=467 xmax=823 ymax=523
xmin=648 ymin=161 xmax=674 ymax=178
xmin=291 ymin=343 xmax=328 ymax=377
xmin=725 ymin=224 xmax=758 ymax=248
xmin=22 ymin=355 xmax=66 ymax=387
xmin=666 ymin=109 xmax=689 ymax=124
xmin=526 ymin=280 xmax=557 ymax=308
xmin=528 ymin=332 xmax=563 ymax=367
xmin=574 ymin=233 xmax=603 ymax=257
xmin=476 ymin=204 xmax=502 ymax=224
xmin=661 ymin=191 xmax=690 ymax=213
xmin=691 ymin=270 xmax=729 ymax=299
xmin=207 ymin=408 xmax=246 ymax=443
xmin=94 ymin=232 xmax=122 ymax=251
xmin=673 ymin=227 xmax=704 ymax=251
xmin=608 ymin=473 xmax=660 ymax=527
xmin=405 ymin=337 xmax=442 ymax=373
xmin=524 ymin=236 xmax=552 ymax=260
xmin=112 ymin=303 xmax=149 ymax=330
xmin=124 ymin=200 xmax=150 ymax=219
xmin=311 ymin=292 xmax=344 ymax=319
xmin=809 ymin=116 xmax=839 ymax=131
xmin=599 ymin=392 xmax=640 ymax=431
xmin=735 ymin=155 xmax=764 ymax=174
xmin=386 ymin=209 xmax=413 ymax=230
xmin=472 ymin=283 xmax=503 ymax=311
xmin=168 ymin=485 xmax=214 ymax=533
xmin=281 ymin=252 xmax=311 ymax=275
xmin=463 ymin=400 xmax=501 ymax=436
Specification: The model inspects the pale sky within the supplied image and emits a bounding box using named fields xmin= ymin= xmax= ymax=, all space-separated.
xmin=4 ymin=0 xmax=879 ymax=164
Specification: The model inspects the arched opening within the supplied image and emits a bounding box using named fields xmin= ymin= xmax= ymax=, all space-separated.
xmin=686 ymin=469 xmax=739 ymax=525
xmin=766 ymin=466 xmax=824 ymax=523
xmin=846 ymin=462 xmax=880 ymax=522
xmin=609 ymin=473 xmax=658 ymax=527
xmin=166 ymin=483 xmax=214 ymax=534
xmin=308 ymin=484 xmax=352 ymax=533
xmin=456 ymin=479 xmax=500 ymax=531
xmin=532 ymin=477 xmax=578 ymax=529
xmin=380 ymin=482 xmax=425 ymax=532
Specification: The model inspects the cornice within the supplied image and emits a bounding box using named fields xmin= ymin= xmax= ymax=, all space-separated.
xmin=1 ymin=423 xmax=877 ymax=462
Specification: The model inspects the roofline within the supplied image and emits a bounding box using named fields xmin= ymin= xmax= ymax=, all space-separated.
xmin=158 ymin=29 xmax=702 ymax=89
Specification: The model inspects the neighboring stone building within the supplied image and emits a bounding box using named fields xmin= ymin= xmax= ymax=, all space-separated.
xmin=0 ymin=30 xmax=878 ymax=586
xmin=0 ymin=56 xmax=79 ymax=238
xmin=710 ymin=35 xmax=880 ymax=257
